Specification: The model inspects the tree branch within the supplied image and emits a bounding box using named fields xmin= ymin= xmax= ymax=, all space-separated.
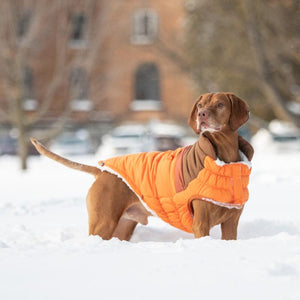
xmin=243 ymin=0 xmax=300 ymax=126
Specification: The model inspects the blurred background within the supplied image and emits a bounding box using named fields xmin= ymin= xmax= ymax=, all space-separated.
xmin=0 ymin=0 xmax=299 ymax=170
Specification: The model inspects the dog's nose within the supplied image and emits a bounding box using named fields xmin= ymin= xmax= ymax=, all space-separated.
xmin=198 ymin=110 xmax=209 ymax=119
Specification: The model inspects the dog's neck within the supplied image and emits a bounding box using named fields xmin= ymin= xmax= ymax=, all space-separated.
xmin=181 ymin=127 xmax=240 ymax=188
xmin=203 ymin=127 xmax=240 ymax=163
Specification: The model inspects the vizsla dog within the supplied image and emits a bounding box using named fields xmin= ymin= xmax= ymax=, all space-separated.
xmin=31 ymin=92 xmax=254 ymax=241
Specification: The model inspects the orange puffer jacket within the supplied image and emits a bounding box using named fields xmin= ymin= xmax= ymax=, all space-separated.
xmin=98 ymin=149 xmax=251 ymax=233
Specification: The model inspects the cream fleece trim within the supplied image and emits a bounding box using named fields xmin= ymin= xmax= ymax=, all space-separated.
xmin=215 ymin=150 xmax=252 ymax=168
xmin=201 ymin=197 xmax=244 ymax=210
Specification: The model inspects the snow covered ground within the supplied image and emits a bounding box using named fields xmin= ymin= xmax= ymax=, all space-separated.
xmin=1 ymin=131 xmax=300 ymax=300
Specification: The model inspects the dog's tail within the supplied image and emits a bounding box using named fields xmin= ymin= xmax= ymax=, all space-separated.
xmin=30 ymin=138 xmax=101 ymax=177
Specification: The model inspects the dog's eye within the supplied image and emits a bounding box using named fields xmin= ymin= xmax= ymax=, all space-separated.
xmin=198 ymin=103 xmax=203 ymax=109
xmin=217 ymin=102 xmax=224 ymax=109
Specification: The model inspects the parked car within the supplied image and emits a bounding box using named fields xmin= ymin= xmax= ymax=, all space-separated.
xmin=0 ymin=135 xmax=40 ymax=156
xmin=149 ymin=122 xmax=186 ymax=151
xmin=0 ymin=135 xmax=18 ymax=155
xmin=252 ymin=119 xmax=300 ymax=153
xmin=96 ymin=124 xmax=154 ymax=159
xmin=269 ymin=119 xmax=300 ymax=151
xmin=50 ymin=130 xmax=94 ymax=156
xmin=96 ymin=121 xmax=192 ymax=159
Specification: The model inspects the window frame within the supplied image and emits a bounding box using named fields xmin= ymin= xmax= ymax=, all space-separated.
xmin=17 ymin=10 xmax=32 ymax=43
xmin=69 ymin=13 xmax=88 ymax=48
xmin=22 ymin=67 xmax=38 ymax=111
xmin=131 ymin=9 xmax=158 ymax=45
xmin=69 ymin=67 xmax=93 ymax=111
xmin=131 ymin=63 xmax=162 ymax=111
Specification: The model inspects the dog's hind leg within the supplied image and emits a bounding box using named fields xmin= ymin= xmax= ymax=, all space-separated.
xmin=86 ymin=172 xmax=139 ymax=240
xmin=113 ymin=202 xmax=151 ymax=240
xmin=112 ymin=218 xmax=138 ymax=241
xmin=88 ymin=219 xmax=119 ymax=240
xmin=86 ymin=175 xmax=124 ymax=240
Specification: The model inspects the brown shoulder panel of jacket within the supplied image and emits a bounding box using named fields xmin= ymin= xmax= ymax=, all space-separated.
xmin=181 ymin=135 xmax=217 ymax=188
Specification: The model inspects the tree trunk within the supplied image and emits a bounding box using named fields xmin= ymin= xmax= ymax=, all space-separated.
xmin=243 ymin=0 xmax=300 ymax=127
xmin=15 ymin=96 xmax=29 ymax=170
xmin=18 ymin=128 xmax=28 ymax=171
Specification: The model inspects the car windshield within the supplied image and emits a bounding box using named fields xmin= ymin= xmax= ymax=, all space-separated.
xmin=60 ymin=139 xmax=84 ymax=145
xmin=55 ymin=134 xmax=86 ymax=144
xmin=113 ymin=134 xmax=142 ymax=139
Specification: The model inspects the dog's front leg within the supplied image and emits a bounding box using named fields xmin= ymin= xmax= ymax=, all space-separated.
xmin=192 ymin=199 xmax=210 ymax=238
xmin=221 ymin=208 xmax=243 ymax=240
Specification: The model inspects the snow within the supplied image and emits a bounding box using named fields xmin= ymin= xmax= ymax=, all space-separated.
xmin=1 ymin=134 xmax=300 ymax=300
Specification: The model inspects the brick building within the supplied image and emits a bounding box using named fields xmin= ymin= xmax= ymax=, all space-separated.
xmin=0 ymin=0 xmax=197 ymax=131
xmin=97 ymin=0 xmax=197 ymax=124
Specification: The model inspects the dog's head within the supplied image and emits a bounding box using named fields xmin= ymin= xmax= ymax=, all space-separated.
xmin=188 ymin=92 xmax=250 ymax=134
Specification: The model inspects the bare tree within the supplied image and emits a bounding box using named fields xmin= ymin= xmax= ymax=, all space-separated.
xmin=0 ymin=0 xmax=113 ymax=170
xmin=184 ymin=0 xmax=300 ymax=127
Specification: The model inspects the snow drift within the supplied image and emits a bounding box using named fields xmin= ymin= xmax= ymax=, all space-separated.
xmin=0 ymin=133 xmax=300 ymax=300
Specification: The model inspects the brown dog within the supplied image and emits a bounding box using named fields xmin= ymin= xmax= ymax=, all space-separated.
xmin=31 ymin=92 xmax=253 ymax=241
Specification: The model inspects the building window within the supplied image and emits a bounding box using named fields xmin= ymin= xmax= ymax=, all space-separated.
xmin=17 ymin=11 xmax=31 ymax=41
xmin=69 ymin=67 xmax=92 ymax=111
xmin=22 ymin=67 xmax=38 ymax=111
xmin=131 ymin=9 xmax=158 ymax=45
xmin=131 ymin=63 xmax=161 ymax=111
xmin=70 ymin=13 xmax=87 ymax=48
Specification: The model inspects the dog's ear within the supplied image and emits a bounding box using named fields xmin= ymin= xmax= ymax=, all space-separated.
xmin=227 ymin=93 xmax=250 ymax=131
xmin=188 ymin=96 xmax=202 ymax=134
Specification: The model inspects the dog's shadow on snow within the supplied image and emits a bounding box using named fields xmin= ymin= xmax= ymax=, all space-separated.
xmin=130 ymin=219 xmax=300 ymax=243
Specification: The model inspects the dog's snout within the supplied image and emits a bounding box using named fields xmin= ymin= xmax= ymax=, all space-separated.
xmin=198 ymin=109 xmax=209 ymax=119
